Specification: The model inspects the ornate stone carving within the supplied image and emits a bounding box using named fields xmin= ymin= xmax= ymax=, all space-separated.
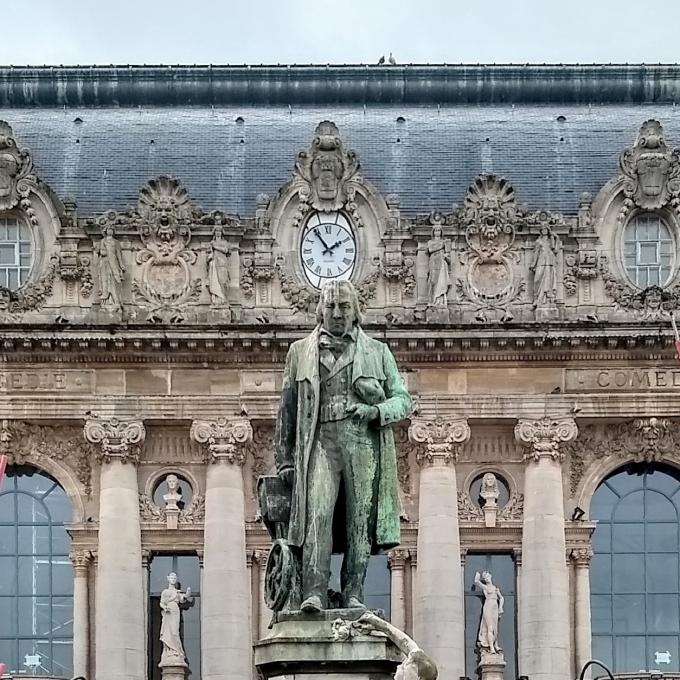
xmin=96 ymin=225 xmax=126 ymax=308
xmin=456 ymin=175 xmax=525 ymax=322
xmin=570 ymin=547 xmax=594 ymax=567
xmin=139 ymin=490 xmax=205 ymax=525
xmin=387 ymin=548 xmax=409 ymax=569
xmin=139 ymin=493 xmax=163 ymax=521
xmin=601 ymin=267 xmax=680 ymax=318
xmin=244 ymin=425 xmax=275 ymax=505
xmin=565 ymin=418 xmax=680 ymax=494
xmin=563 ymin=250 xmax=602 ymax=297
xmin=408 ymin=417 xmax=471 ymax=465
xmin=377 ymin=253 xmax=416 ymax=297
xmin=69 ymin=549 xmax=93 ymax=574
xmin=619 ymin=120 xmax=680 ymax=221
xmin=179 ymin=493 xmax=205 ymax=524
xmin=0 ymin=254 xmax=59 ymax=318
xmin=458 ymin=491 xmax=483 ymax=520
xmin=83 ymin=415 xmax=146 ymax=464
xmin=294 ymin=121 xmax=362 ymax=217
xmin=59 ymin=253 xmax=93 ymax=298
xmin=0 ymin=121 xmax=34 ymax=215
xmin=190 ymin=417 xmax=253 ymax=464
xmin=1 ymin=419 xmax=95 ymax=494
xmin=515 ymin=417 xmax=578 ymax=462
xmin=131 ymin=176 xmax=201 ymax=322
xmin=497 ymin=492 xmax=524 ymax=520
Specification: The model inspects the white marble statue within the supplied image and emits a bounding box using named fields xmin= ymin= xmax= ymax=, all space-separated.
xmin=473 ymin=571 xmax=504 ymax=654
xmin=207 ymin=225 xmax=231 ymax=305
xmin=479 ymin=472 xmax=500 ymax=508
xmin=159 ymin=572 xmax=192 ymax=666
xmin=530 ymin=226 xmax=559 ymax=306
xmin=426 ymin=223 xmax=451 ymax=306
xmin=355 ymin=611 xmax=438 ymax=680
xmin=97 ymin=225 xmax=126 ymax=307
xmin=163 ymin=474 xmax=183 ymax=510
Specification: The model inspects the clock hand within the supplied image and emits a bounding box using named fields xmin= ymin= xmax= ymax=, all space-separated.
xmin=313 ymin=228 xmax=332 ymax=253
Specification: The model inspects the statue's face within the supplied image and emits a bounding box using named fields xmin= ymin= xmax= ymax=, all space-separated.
xmin=481 ymin=570 xmax=492 ymax=584
xmin=321 ymin=283 xmax=356 ymax=337
xmin=168 ymin=572 xmax=178 ymax=586
xmin=433 ymin=225 xmax=442 ymax=239
xmin=166 ymin=474 xmax=179 ymax=491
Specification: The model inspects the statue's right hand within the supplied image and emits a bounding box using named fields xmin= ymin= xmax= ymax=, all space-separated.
xmin=278 ymin=467 xmax=294 ymax=488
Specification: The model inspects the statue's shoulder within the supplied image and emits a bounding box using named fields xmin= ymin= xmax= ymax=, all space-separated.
xmin=357 ymin=329 xmax=389 ymax=356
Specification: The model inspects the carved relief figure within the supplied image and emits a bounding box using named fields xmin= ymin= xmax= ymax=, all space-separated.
xmin=266 ymin=280 xmax=412 ymax=613
xmin=427 ymin=224 xmax=451 ymax=306
xmin=96 ymin=225 xmax=126 ymax=307
xmin=0 ymin=121 xmax=32 ymax=212
xmin=530 ymin=226 xmax=559 ymax=306
xmin=295 ymin=121 xmax=360 ymax=212
xmin=163 ymin=474 xmax=183 ymax=510
xmin=473 ymin=571 xmax=504 ymax=654
xmin=620 ymin=120 xmax=680 ymax=214
xmin=479 ymin=472 xmax=500 ymax=508
xmin=159 ymin=572 xmax=191 ymax=666
xmin=354 ymin=611 xmax=438 ymax=680
xmin=207 ymin=225 xmax=231 ymax=305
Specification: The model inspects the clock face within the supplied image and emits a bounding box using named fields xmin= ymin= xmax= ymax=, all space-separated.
xmin=300 ymin=211 xmax=357 ymax=289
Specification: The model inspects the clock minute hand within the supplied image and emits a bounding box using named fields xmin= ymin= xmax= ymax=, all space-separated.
xmin=313 ymin=228 xmax=332 ymax=253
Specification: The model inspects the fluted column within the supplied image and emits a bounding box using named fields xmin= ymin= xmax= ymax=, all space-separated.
xmin=572 ymin=548 xmax=594 ymax=678
xmin=409 ymin=417 xmax=470 ymax=680
xmin=388 ymin=548 xmax=408 ymax=630
xmin=515 ymin=417 xmax=577 ymax=680
xmin=70 ymin=550 xmax=92 ymax=678
xmin=191 ymin=417 xmax=253 ymax=680
xmin=84 ymin=416 xmax=146 ymax=680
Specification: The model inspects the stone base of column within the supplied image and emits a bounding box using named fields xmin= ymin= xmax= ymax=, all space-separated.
xmin=159 ymin=658 xmax=188 ymax=680
xmin=254 ymin=608 xmax=400 ymax=680
xmin=477 ymin=651 xmax=506 ymax=680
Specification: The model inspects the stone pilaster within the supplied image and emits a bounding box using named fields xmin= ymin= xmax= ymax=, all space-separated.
xmin=388 ymin=548 xmax=408 ymax=631
xmin=254 ymin=549 xmax=272 ymax=639
xmin=84 ymin=415 xmax=146 ymax=680
xmin=571 ymin=547 xmax=594 ymax=678
xmin=515 ymin=417 xmax=577 ymax=680
xmin=191 ymin=417 xmax=253 ymax=680
xmin=70 ymin=549 xmax=92 ymax=679
xmin=409 ymin=417 xmax=470 ymax=680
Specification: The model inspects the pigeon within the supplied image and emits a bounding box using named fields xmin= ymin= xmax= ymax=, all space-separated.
xmin=378 ymin=55 xmax=385 ymax=65
xmin=388 ymin=52 xmax=396 ymax=65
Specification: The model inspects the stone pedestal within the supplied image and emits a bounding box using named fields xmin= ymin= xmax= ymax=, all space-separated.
xmin=159 ymin=660 xmax=188 ymax=680
xmin=254 ymin=609 xmax=401 ymax=680
xmin=478 ymin=651 xmax=506 ymax=680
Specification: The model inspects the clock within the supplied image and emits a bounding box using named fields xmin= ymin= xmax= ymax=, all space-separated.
xmin=299 ymin=211 xmax=357 ymax=289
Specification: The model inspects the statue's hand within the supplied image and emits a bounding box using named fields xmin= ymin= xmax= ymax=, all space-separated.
xmin=346 ymin=403 xmax=379 ymax=424
xmin=185 ymin=587 xmax=192 ymax=598
xmin=278 ymin=467 xmax=295 ymax=488
xmin=353 ymin=611 xmax=381 ymax=635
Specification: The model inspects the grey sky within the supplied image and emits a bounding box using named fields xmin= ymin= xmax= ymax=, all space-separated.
xmin=10 ymin=0 xmax=680 ymax=65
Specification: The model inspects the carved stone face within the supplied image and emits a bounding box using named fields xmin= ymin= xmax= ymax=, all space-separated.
xmin=0 ymin=152 xmax=19 ymax=201
xmin=644 ymin=287 xmax=663 ymax=310
xmin=311 ymin=153 xmax=344 ymax=202
xmin=479 ymin=196 xmax=502 ymax=239
xmin=166 ymin=474 xmax=179 ymax=491
xmin=482 ymin=472 xmax=497 ymax=489
xmin=432 ymin=225 xmax=443 ymax=239
xmin=167 ymin=572 xmax=178 ymax=586
xmin=153 ymin=197 xmax=177 ymax=240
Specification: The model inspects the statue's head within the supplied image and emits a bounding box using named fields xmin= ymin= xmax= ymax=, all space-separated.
xmin=481 ymin=570 xmax=492 ymax=584
xmin=166 ymin=474 xmax=179 ymax=492
xmin=396 ymin=650 xmax=438 ymax=680
xmin=316 ymin=280 xmax=362 ymax=336
xmin=167 ymin=572 xmax=178 ymax=586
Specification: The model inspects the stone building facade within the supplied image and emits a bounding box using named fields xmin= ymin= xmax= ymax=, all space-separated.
xmin=1 ymin=64 xmax=680 ymax=680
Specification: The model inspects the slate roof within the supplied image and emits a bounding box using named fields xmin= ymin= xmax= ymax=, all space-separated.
xmin=2 ymin=65 xmax=680 ymax=216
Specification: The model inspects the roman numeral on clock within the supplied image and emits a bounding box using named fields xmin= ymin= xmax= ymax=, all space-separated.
xmin=306 ymin=258 xmax=315 ymax=267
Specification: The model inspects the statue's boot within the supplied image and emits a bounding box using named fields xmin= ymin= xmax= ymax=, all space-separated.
xmin=300 ymin=594 xmax=324 ymax=613
xmin=344 ymin=595 xmax=367 ymax=609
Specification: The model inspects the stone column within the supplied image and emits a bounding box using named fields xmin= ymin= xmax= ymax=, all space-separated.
xmin=409 ymin=548 xmax=417 ymax=637
xmin=84 ymin=416 xmax=146 ymax=680
xmin=572 ymin=548 xmax=594 ymax=678
xmin=142 ymin=549 xmax=151 ymax=665
xmin=409 ymin=417 xmax=470 ymax=680
xmin=70 ymin=549 xmax=92 ymax=679
xmin=388 ymin=549 xmax=408 ymax=630
xmin=515 ymin=417 xmax=577 ymax=680
xmin=191 ymin=417 xmax=253 ymax=680
xmin=255 ymin=549 xmax=272 ymax=639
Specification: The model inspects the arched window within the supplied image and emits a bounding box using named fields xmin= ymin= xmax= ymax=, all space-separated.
xmin=0 ymin=217 xmax=32 ymax=289
xmin=591 ymin=463 xmax=680 ymax=673
xmin=623 ymin=214 xmax=673 ymax=288
xmin=0 ymin=465 xmax=73 ymax=677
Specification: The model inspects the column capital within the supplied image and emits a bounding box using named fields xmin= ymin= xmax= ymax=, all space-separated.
xmin=408 ymin=548 xmax=417 ymax=567
xmin=570 ymin=547 xmax=594 ymax=567
xmin=190 ymin=417 xmax=253 ymax=464
xmin=70 ymin=549 xmax=92 ymax=575
xmin=387 ymin=548 xmax=409 ymax=570
xmin=514 ymin=417 xmax=577 ymax=462
xmin=408 ymin=417 xmax=470 ymax=466
xmin=84 ymin=415 xmax=146 ymax=464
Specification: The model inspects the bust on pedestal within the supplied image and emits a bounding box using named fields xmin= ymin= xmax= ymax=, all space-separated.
xmin=255 ymin=280 xmax=433 ymax=680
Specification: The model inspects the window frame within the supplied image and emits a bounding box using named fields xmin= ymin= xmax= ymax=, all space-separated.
xmin=0 ymin=214 xmax=34 ymax=291
xmin=621 ymin=212 xmax=676 ymax=289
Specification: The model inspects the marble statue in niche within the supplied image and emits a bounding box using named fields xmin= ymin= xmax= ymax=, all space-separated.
xmin=163 ymin=474 xmax=183 ymax=511
xmin=479 ymin=472 xmax=499 ymax=508
xmin=159 ymin=572 xmax=192 ymax=667
xmin=96 ymin=225 xmax=126 ymax=307
xmin=207 ymin=225 xmax=231 ymax=305
xmin=473 ymin=570 xmax=504 ymax=654
xmin=427 ymin=222 xmax=451 ymax=306
xmin=530 ymin=226 xmax=559 ymax=306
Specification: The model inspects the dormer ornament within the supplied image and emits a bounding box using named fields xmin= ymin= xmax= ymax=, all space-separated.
xmin=619 ymin=120 xmax=680 ymax=221
xmin=291 ymin=121 xmax=363 ymax=229
xmin=0 ymin=121 xmax=33 ymax=214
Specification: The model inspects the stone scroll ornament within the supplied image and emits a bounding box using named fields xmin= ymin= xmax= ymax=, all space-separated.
xmin=292 ymin=121 xmax=363 ymax=227
xmin=0 ymin=121 xmax=34 ymax=214
xmin=619 ymin=119 xmax=680 ymax=222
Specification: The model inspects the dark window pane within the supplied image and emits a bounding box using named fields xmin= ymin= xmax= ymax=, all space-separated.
xmin=647 ymin=523 xmax=679 ymax=552
xmin=18 ymin=596 xmax=52 ymax=636
xmin=42 ymin=487 xmax=72 ymax=524
xmin=18 ymin=525 xmax=51 ymax=555
xmin=593 ymin=636 xmax=613 ymax=669
xmin=613 ymin=553 xmax=646 ymax=592
xmin=0 ymin=556 xmax=17 ymax=595
xmin=614 ymin=636 xmax=646 ymax=673
xmin=591 ymin=553 xmax=611 ymax=594
xmin=647 ymin=470 xmax=680 ymax=496
xmin=0 ymin=597 xmax=17 ymax=635
xmin=0 ymin=525 xmax=16 ymax=555
xmin=593 ymin=524 xmax=611 ymax=553
xmin=51 ymin=596 xmax=74 ymax=638
xmin=615 ymin=491 xmax=645 ymax=521
xmin=613 ymin=523 xmax=644 ymax=552
xmin=0 ymin=639 xmax=17 ymax=673
xmin=592 ymin=594 xmax=612 ymax=634
xmin=646 ymin=553 xmax=679 ymax=592
xmin=149 ymin=556 xmax=174 ymax=594
xmin=16 ymin=494 xmax=49 ymax=523
xmin=51 ymin=639 xmax=73 ymax=677
xmin=51 ymin=527 xmax=70 ymax=555
xmin=52 ymin=559 xmax=74 ymax=596
xmin=591 ymin=485 xmax=618 ymax=519
xmin=18 ymin=556 xmax=51 ymax=595
xmin=646 ymin=491 xmax=677 ymax=521
xmin=648 ymin=594 xmax=680 ymax=634
xmin=613 ymin=594 xmax=645 ymax=633
xmin=0 ymin=492 xmax=15 ymax=518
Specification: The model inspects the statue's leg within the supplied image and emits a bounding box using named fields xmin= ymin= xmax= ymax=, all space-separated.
xmin=302 ymin=429 xmax=341 ymax=608
xmin=340 ymin=425 xmax=378 ymax=607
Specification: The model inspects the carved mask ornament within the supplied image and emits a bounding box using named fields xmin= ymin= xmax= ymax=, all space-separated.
xmin=295 ymin=121 xmax=360 ymax=211
xmin=620 ymin=120 xmax=680 ymax=211
xmin=0 ymin=121 xmax=32 ymax=212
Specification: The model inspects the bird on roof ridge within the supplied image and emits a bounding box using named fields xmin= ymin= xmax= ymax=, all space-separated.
xmin=389 ymin=52 xmax=397 ymax=65
xmin=378 ymin=55 xmax=385 ymax=65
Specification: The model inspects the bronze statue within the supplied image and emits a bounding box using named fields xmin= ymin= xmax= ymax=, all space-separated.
xmin=260 ymin=280 xmax=412 ymax=613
